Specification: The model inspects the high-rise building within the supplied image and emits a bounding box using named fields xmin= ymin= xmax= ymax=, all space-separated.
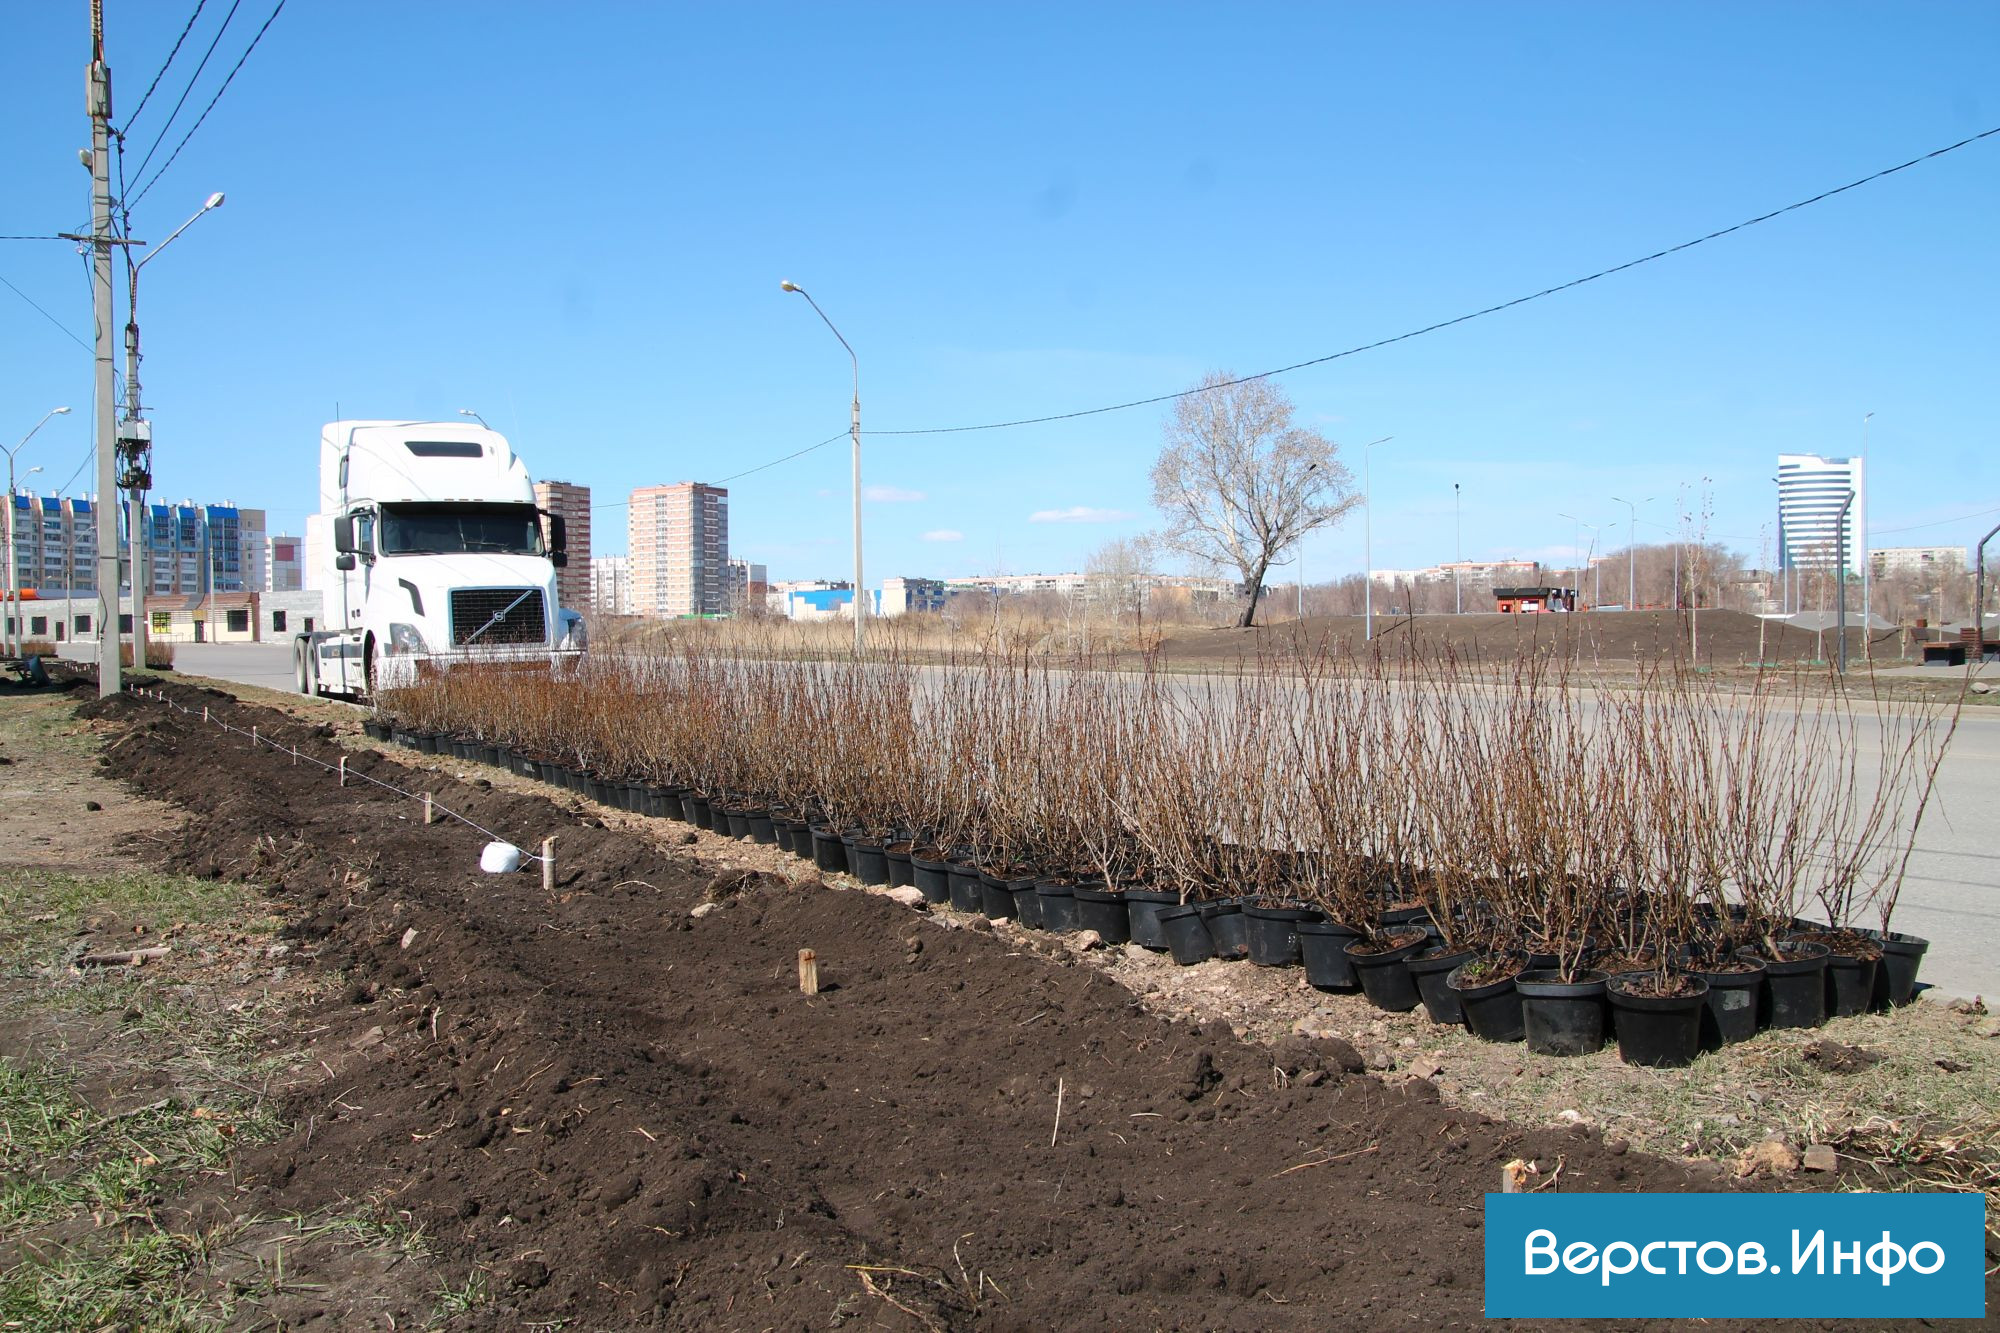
xmin=1777 ymin=454 xmax=1864 ymax=575
xmin=628 ymin=482 xmax=729 ymax=617
xmin=726 ymin=557 xmax=767 ymax=614
xmin=268 ymin=534 xmax=304 ymax=591
xmin=137 ymin=500 xmax=266 ymax=595
xmin=590 ymin=553 xmax=633 ymax=614
xmin=532 ymin=479 xmax=592 ymax=611
xmin=7 ymin=493 xmax=97 ymax=596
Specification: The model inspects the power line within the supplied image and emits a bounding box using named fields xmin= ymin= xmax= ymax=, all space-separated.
xmin=1873 ymin=505 xmax=2000 ymax=538
xmin=129 ymin=0 xmax=285 ymax=211
xmin=122 ymin=0 xmax=210 ymax=138
xmin=584 ymin=432 xmax=848 ymax=512
xmin=0 ymin=272 xmax=93 ymax=355
xmin=856 ymin=124 xmax=2000 ymax=439
xmin=124 ymin=0 xmax=243 ymax=192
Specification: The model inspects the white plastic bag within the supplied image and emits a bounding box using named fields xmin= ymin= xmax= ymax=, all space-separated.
xmin=480 ymin=841 xmax=523 ymax=874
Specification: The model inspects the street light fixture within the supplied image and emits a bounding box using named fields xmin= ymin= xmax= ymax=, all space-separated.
xmin=1361 ymin=436 xmax=1394 ymax=641
xmin=1611 ymin=495 xmax=1651 ymax=609
xmin=1556 ymin=512 xmax=1596 ymax=607
xmin=781 ymin=279 xmax=864 ymax=656
xmin=7 ymin=408 xmax=70 ymax=656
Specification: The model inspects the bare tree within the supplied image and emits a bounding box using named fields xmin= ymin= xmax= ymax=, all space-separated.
xmin=1149 ymin=372 xmax=1360 ymax=626
xmin=1086 ymin=535 xmax=1155 ymax=627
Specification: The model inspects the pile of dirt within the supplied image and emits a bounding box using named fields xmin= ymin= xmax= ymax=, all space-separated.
xmin=78 ymin=684 xmax=1873 ymax=1329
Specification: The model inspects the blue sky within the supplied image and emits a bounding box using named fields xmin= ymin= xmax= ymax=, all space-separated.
xmin=3 ymin=2 xmax=1997 ymax=586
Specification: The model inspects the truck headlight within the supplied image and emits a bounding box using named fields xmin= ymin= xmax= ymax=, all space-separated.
xmin=387 ymin=623 xmax=428 ymax=656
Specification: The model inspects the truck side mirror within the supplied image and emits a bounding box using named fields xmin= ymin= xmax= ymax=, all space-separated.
xmin=547 ymin=513 xmax=568 ymax=568
xmin=333 ymin=514 xmax=357 ymax=554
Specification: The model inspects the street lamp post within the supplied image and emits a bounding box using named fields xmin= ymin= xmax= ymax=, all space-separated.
xmin=1556 ymin=512 xmax=1595 ymax=607
xmin=1361 ymin=436 xmax=1393 ymax=642
xmin=1835 ymin=490 xmax=1856 ymax=673
xmin=1611 ymin=495 xmax=1650 ymax=610
xmin=1861 ymin=412 xmax=1873 ymax=659
xmin=123 ymin=191 xmax=225 ymax=674
xmin=781 ymin=280 xmax=864 ymax=656
xmin=1453 ymin=481 xmax=1462 ymax=614
xmin=7 ymin=408 xmax=70 ymax=656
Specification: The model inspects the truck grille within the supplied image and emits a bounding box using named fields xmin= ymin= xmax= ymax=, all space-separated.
xmin=449 ymin=588 xmax=547 ymax=646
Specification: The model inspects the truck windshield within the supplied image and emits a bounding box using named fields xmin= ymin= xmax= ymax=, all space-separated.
xmin=377 ymin=503 xmax=543 ymax=556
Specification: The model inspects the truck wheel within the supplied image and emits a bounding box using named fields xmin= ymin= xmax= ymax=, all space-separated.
xmin=295 ymin=640 xmax=317 ymax=696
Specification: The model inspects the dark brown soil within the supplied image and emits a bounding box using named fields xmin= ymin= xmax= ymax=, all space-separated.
xmin=72 ymin=682 xmax=1988 ymax=1330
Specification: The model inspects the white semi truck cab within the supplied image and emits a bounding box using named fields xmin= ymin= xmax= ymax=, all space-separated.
xmin=295 ymin=419 xmax=584 ymax=700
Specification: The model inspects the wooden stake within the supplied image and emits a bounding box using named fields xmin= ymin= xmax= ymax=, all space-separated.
xmin=541 ymin=837 xmax=556 ymax=895
xmin=202 ymin=706 xmax=209 ymax=723
xmin=797 ymin=948 xmax=819 ymax=996
xmin=1051 ymin=1077 xmax=1065 ymax=1147
xmin=291 ymin=745 xmax=298 ymax=765
xmin=251 ymin=725 xmax=258 ymax=748
xmin=422 ymin=792 xmax=434 ymax=825
xmin=338 ymin=756 xmax=347 ymax=787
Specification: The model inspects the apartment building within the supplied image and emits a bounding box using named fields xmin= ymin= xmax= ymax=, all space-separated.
xmin=532 ymin=479 xmax=592 ymax=611
xmin=627 ymin=482 xmax=729 ymax=617
xmin=591 ymin=553 xmax=633 ymax=614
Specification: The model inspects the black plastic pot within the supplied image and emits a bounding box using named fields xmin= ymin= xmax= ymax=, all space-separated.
xmin=1379 ymin=905 xmax=1439 ymax=942
xmin=1243 ymin=903 xmax=1323 ymax=967
xmin=1160 ymin=905 xmax=1214 ymax=966
xmin=1036 ymin=881 xmax=1080 ymax=933
xmin=1449 ymin=960 xmax=1526 ymax=1043
xmin=1345 ymin=930 xmax=1426 ymax=1012
xmin=788 ymin=822 xmax=816 ymax=859
xmin=1686 ymin=959 xmax=1764 ymax=1049
xmin=362 ymin=719 xmax=390 ymax=741
xmin=845 ymin=836 xmax=890 ymax=887
xmin=1073 ymin=887 xmax=1131 ymax=944
xmin=1007 ymin=878 xmax=1044 ymax=928
xmin=1407 ymin=945 xmax=1475 ymax=1025
xmin=1517 ymin=970 xmax=1609 ymax=1057
xmin=810 ymin=825 xmax=848 ymax=875
xmin=1746 ymin=942 xmax=1829 ymax=1030
xmin=1607 ymin=974 xmax=1709 ymax=1068
xmin=977 ymin=871 xmax=1019 ymax=920
xmin=910 ymin=852 xmax=952 ymax=903
xmin=725 ymin=808 xmax=752 ymax=839
xmin=1862 ymin=929 xmax=1929 ymax=1008
xmin=414 ymin=731 xmax=440 ymax=754
xmin=746 ymin=810 xmax=777 ymax=844
xmin=946 ymin=861 xmax=984 ymax=913
xmin=538 ymin=760 xmax=566 ymax=787
xmin=682 ymin=792 xmax=710 ymax=829
xmin=885 ymin=842 xmax=915 ymax=889
xmin=1825 ymin=952 xmax=1879 ymax=1019
xmin=1124 ymin=890 xmax=1181 ymax=950
xmin=1297 ymin=920 xmax=1364 ymax=991
xmin=1199 ymin=900 xmax=1250 ymax=960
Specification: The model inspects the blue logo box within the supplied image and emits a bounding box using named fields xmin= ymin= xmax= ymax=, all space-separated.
xmin=1485 ymin=1192 xmax=1986 ymax=1319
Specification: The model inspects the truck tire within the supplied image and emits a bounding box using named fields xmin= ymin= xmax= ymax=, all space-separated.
xmin=294 ymin=639 xmax=317 ymax=696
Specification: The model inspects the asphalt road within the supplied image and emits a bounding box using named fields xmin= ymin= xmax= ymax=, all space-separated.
xmin=98 ymin=641 xmax=2000 ymax=999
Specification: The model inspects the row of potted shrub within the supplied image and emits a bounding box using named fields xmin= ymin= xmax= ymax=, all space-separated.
xmin=368 ymin=715 xmax=1930 ymax=1070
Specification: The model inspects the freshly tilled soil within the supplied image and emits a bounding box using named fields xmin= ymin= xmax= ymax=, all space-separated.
xmin=80 ymin=682 xmax=1931 ymax=1330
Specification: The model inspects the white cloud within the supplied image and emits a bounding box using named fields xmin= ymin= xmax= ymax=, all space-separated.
xmin=864 ymin=485 xmax=926 ymax=503
xmin=921 ymin=529 xmax=964 ymax=543
xmin=1028 ymin=505 xmax=1135 ymax=524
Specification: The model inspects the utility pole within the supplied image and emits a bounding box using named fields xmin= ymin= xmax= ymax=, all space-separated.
xmin=88 ymin=1 xmax=121 ymax=698
xmin=1453 ymin=482 xmax=1462 ymax=615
